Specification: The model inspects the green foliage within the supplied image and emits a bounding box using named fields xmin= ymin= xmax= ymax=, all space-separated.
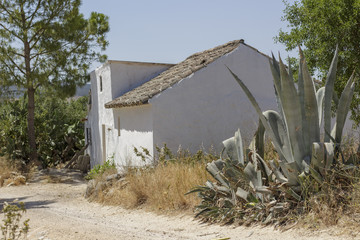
xmin=1 ymin=201 xmax=29 ymax=240
xmin=276 ymin=0 xmax=360 ymax=124
xmin=0 ymin=0 xmax=109 ymax=163
xmin=0 ymin=92 xmax=88 ymax=167
xmin=134 ymin=147 xmax=152 ymax=162
xmin=0 ymin=99 xmax=28 ymax=160
xmin=190 ymin=49 xmax=358 ymax=225
xmin=85 ymin=157 xmax=116 ymax=180
xmin=0 ymin=0 xmax=109 ymax=94
xmin=155 ymin=144 xmax=218 ymax=165
xmin=134 ymin=145 xmax=218 ymax=165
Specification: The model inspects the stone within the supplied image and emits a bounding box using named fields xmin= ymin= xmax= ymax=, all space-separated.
xmin=74 ymin=155 xmax=90 ymax=173
xmin=85 ymin=179 xmax=96 ymax=198
xmin=105 ymin=173 xmax=122 ymax=182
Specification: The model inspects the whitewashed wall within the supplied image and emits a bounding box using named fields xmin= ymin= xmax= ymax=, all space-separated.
xmin=86 ymin=61 xmax=172 ymax=167
xmin=86 ymin=64 xmax=111 ymax=167
xmin=110 ymin=105 xmax=154 ymax=169
xmin=150 ymin=44 xmax=277 ymax=153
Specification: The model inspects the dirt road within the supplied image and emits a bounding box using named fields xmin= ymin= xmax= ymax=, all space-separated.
xmin=0 ymin=169 xmax=356 ymax=240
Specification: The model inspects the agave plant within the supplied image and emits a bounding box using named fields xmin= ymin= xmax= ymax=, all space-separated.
xmin=189 ymin=47 xmax=357 ymax=225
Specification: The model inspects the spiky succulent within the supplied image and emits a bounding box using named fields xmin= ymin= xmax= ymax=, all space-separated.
xmin=189 ymin=47 xmax=357 ymax=225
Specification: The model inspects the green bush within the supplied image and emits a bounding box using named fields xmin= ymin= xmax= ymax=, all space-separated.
xmin=0 ymin=90 xmax=88 ymax=167
xmin=85 ymin=158 xmax=116 ymax=180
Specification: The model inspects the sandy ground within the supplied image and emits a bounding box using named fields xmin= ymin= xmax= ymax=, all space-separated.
xmin=0 ymin=169 xmax=358 ymax=240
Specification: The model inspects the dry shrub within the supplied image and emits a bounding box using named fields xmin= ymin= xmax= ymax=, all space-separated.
xmin=296 ymin=163 xmax=360 ymax=229
xmin=99 ymin=160 xmax=210 ymax=213
xmin=0 ymin=157 xmax=22 ymax=187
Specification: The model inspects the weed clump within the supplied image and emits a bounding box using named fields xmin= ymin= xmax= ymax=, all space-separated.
xmin=1 ymin=201 xmax=29 ymax=240
xmin=85 ymin=157 xmax=117 ymax=180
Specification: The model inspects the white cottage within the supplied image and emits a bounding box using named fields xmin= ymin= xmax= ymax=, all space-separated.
xmin=85 ymin=40 xmax=278 ymax=168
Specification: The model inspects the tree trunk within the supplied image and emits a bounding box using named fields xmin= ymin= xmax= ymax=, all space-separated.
xmin=27 ymin=87 xmax=38 ymax=165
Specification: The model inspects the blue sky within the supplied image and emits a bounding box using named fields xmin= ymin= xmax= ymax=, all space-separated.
xmin=81 ymin=0 xmax=296 ymax=68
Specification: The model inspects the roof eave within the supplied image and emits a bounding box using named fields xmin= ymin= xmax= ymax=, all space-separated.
xmin=104 ymin=100 xmax=149 ymax=109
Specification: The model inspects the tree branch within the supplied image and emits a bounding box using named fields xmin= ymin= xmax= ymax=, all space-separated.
xmin=0 ymin=59 xmax=23 ymax=84
xmin=4 ymin=51 xmax=26 ymax=76
xmin=29 ymin=2 xmax=68 ymax=48
xmin=26 ymin=0 xmax=42 ymax=27
xmin=0 ymin=3 xmax=22 ymax=26
xmin=0 ymin=22 xmax=23 ymax=41
xmin=45 ymin=34 xmax=91 ymax=79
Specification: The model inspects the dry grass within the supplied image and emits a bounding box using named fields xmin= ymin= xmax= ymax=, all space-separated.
xmin=95 ymin=160 xmax=211 ymax=213
xmin=0 ymin=157 xmax=25 ymax=187
xmin=88 ymin=139 xmax=360 ymax=230
xmin=296 ymin=160 xmax=360 ymax=230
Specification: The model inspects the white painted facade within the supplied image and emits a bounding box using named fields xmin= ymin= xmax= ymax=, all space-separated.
xmin=86 ymin=43 xmax=278 ymax=168
xmin=85 ymin=61 xmax=173 ymax=167
xmin=150 ymin=44 xmax=276 ymax=152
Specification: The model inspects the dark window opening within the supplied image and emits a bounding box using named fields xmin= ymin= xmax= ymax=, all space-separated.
xmin=118 ymin=117 xmax=121 ymax=136
xmin=86 ymin=128 xmax=92 ymax=144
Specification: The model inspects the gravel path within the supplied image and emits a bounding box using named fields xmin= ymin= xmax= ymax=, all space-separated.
xmin=0 ymin=169 xmax=356 ymax=240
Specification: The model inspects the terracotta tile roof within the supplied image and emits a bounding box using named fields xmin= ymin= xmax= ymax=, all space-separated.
xmin=105 ymin=40 xmax=243 ymax=108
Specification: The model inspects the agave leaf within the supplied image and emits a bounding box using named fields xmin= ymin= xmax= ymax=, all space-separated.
xmin=214 ymin=185 xmax=232 ymax=194
xmin=255 ymin=153 xmax=272 ymax=178
xmin=278 ymin=161 xmax=299 ymax=186
xmin=205 ymin=181 xmax=231 ymax=194
xmin=269 ymin=160 xmax=288 ymax=183
xmin=226 ymin=67 xmax=286 ymax=159
xmin=206 ymin=160 xmax=229 ymax=188
xmin=334 ymin=72 xmax=356 ymax=144
xmin=236 ymin=187 xmax=249 ymax=201
xmin=263 ymin=212 xmax=273 ymax=224
xmin=301 ymin=53 xmax=320 ymax=155
xmin=185 ymin=186 xmax=210 ymax=195
xmin=270 ymin=54 xmax=285 ymax=119
xmin=298 ymin=48 xmax=306 ymax=135
xmin=205 ymin=180 xmax=215 ymax=189
xmin=311 ymin=142 xmax=326 ymax=175
xmin=214 ymin=158 xmax=225 ymax=170
xmin=286 ymin=188 xmax=301 ymax=201
xmin=270 ymin=53 xmax=281 ymax=94
xmin=222 ymin=159 xmax=246 ymax=183
xmin=324 ymin=143 xmax=334 ymax=170
xmin=255 ymin=186 xmax=272 ymax=194
xmin=255 ymin=119 xmax=265 ymax=159
xmin=195 ymin=208 xmax=212 ymax=218
xmin=324 ymin=46 xmax=339 ymax=142
xmin=263 ymin=110 xmax=293 ymax=162
xmin=316 ymin=87 xmax=325 ymax=127
xmin=288 ymin=56 xmax=294 ymax=81
xmin=222 ymin=129 xmax=244 ymax=165
xmin=301 ymin=159 xmax=310 ymax=173
xmin=309 ymin=165 xmax=323 ymax=184
xmin=278 ymin=56 xmax=305 ymax=165
xmin=222 ymin=137 xmax=236 ymax=161
xmin=244 ymin=162 xmax=262 ymax=189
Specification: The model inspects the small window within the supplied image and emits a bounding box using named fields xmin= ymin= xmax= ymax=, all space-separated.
xmin=117 ymin=117 xmax=121 ymax=136
xmin=88 ymin=89 xmax=92 ymax=111
xmin=99 ymin=76 xmax=103 ymax=92
xmin=86 ymin=128 xmax=92 ymax=145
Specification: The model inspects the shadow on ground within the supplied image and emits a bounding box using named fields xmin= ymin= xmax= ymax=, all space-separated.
xmin=0 ymin=196 xmax=55 ymax=210
xmin=29 ymin=168 xmax=85 ymax=185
